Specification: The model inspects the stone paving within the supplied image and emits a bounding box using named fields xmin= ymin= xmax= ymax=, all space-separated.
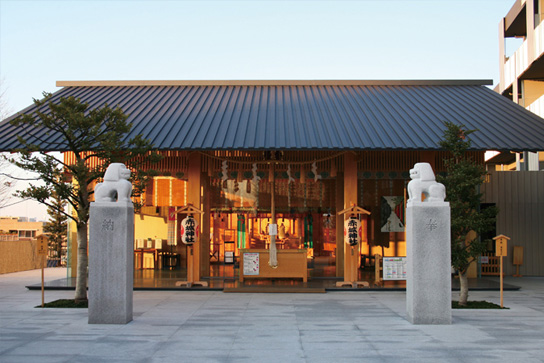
xmin=1 ymin=268 xmax=543 ymax=362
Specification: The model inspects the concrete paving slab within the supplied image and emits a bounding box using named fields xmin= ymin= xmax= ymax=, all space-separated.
xmin=0 ymin=268 xmax=543 ymax=362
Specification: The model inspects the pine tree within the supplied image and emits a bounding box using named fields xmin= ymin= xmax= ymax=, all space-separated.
xmin=8 ymin=93 xmax=160 ymax=302
xmin=437 ymin=121 xmax=498 ymax=306
xmin=43 ymin=188 xmax=67 ymax=261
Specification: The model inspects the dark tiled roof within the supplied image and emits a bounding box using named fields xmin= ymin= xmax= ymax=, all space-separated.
xmin=1 ymin=80 xmax=543 ymax=152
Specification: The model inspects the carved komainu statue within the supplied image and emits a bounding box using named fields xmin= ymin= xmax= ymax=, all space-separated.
xmin=94 ymin=163 xmax=133 ymax=203
xmin=407 ymin=162 xmax=446 ymax=204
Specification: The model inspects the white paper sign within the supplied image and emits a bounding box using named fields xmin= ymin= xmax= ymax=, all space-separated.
xmin=243 ymin=253 xmax=260 ymax=275
xmin=268 ymin=224 xmax=278 ymax=236
xmin=383 ymin=257 xmax=407 ymax=280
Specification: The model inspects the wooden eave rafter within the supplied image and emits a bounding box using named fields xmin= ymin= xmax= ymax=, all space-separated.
xmin=337 ymin=205 xmax=371 ymax=216
xmin=176 ymin=204 xmax=204 ymax=215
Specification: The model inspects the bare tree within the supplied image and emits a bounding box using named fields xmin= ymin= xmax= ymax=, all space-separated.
xmin=0 ymin=79 xmax=15 ymax=209
xmin=0 ymin=78 xmax=11 ymax=121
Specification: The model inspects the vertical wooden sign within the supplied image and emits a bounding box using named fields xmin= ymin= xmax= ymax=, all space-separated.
xmin=36 ymin=235 xmax=48 ymax=308
xmin=493 ymin=234 xmax=510 ymax=308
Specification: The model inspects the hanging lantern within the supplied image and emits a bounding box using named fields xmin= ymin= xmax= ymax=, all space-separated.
xmin=180 ymin=215 xmax=199 ymax=245
xmin=344 ymin=216 xmax=362 ymax=246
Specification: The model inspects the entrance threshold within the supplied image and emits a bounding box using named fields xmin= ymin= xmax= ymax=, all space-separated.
xmin=224 ymin=286 xmax=326 ymax=293
xmin=25 ymin=276 xmax=520 ymax=292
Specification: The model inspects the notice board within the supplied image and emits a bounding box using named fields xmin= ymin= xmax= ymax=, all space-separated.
xmin=383 ymin=257 xmax=407 ymax=280
xmin=243 ymin=253 xmax=260 ymax=275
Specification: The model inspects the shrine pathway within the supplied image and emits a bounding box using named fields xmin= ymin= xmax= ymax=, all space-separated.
xmin=1 ymin=268 xmax=543 ymax=362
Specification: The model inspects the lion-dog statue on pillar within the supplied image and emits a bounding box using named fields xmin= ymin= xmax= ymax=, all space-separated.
xmin=407 ymin=162 xmax=445 ymax=204
xmin=94 ymin=163 xmax=133 ymax=203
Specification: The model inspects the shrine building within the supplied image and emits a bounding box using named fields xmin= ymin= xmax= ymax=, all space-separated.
xmin=1 ymin=80 xmax=543 ymax=288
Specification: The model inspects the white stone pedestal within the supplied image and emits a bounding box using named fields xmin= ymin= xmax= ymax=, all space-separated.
xmin=88 ymin=202 xmax=134 ymax=324
xmin=406 ymin=201 xmax=451 ymax=324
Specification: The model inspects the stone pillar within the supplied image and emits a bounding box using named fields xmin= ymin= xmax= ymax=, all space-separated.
xmin=88 ymin=163 xmax=134 ymax=324
xmin=406 ymin=162 xmax=451 ymax=325
xmin=88 ymin=202 xmax=134 ymax=324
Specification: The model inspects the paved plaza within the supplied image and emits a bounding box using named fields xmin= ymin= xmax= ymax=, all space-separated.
xmin=1 ymin=268 xmax=543 ymax=362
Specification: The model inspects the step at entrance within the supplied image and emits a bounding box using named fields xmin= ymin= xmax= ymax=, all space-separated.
xmin=223 ymin=286 xmax=326 ymax=293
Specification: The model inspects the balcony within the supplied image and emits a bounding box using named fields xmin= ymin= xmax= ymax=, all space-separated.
xmin=504 ymin=40 xmax=529 ymax=90
xmin=502 ymin=20 xmax=544 ymax=91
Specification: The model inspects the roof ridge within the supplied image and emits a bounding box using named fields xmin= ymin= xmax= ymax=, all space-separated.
xmin=56 ymin=80 xmax=493 ymax=87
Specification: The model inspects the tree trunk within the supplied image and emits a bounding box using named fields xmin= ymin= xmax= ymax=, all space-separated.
xmin=74 ymin=221 xmax=88 ymax=302
xmin=458 ymin=271 xmax=469 ymax=306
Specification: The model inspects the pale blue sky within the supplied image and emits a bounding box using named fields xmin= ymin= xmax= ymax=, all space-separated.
xmin=0 ymin=0 xmax=519 ymax=218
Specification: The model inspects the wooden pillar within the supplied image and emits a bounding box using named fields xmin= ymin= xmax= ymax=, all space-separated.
xmin=188 ymin=152 xmax=202 ymax=282
xmin=335 ymin=173 xmax=344 ymax=277
xmin=201 ymin=171 xmax=210 ymax=277
xmin=419 ymin=151 xmax=436 ymax=169
xmin=344 ymin=153 xmax=358 ymax=283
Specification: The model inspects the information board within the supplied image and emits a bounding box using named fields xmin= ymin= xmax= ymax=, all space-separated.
xmin=496 ymin=238 xmax=508 ymax=257
xmin=383 ymin=257 xmax=407 ymax=280
xmin=36 ymin=235 xmax=48 ymax=256
xmin=243 ymin=253 xmax=260 ymax=275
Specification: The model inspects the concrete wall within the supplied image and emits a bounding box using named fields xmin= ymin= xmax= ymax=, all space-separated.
xmin=0 ymin=239 xmax=42 ymax=274
xmin=482 ymin=171 xmax=544 ymax=276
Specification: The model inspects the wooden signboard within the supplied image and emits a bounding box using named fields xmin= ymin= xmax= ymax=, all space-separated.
xmin=513 ymin=246 xmax=523 ymax=265
xmin=36 ymin=235 xmax=48 ymax=256
xmin=36 ymin=235 xmax=49 ymax=308
xmin=492 ymin=234 xmax=511 ymax=308
xmin=495 ymin=236 xmax=508 ymax=257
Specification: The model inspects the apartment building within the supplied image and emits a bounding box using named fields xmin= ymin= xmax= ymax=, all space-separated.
xmin=0 ymin=216 xmax=44 ymax=240
xmin=496 ymin=0 xmax=544 ymax=170
xmin=479 ymin=0 xmax=544 ymax=277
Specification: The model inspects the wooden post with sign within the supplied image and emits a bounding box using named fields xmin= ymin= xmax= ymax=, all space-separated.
xmin=36 ymin=235 xmax=48 ymax=308
xmin=493 ymin=234 xmax=510 ymax=308
xmin=175 ymin=204 xmax=208 ymax=288
xmin=336 ymin=204 xmax=371 ymax=288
